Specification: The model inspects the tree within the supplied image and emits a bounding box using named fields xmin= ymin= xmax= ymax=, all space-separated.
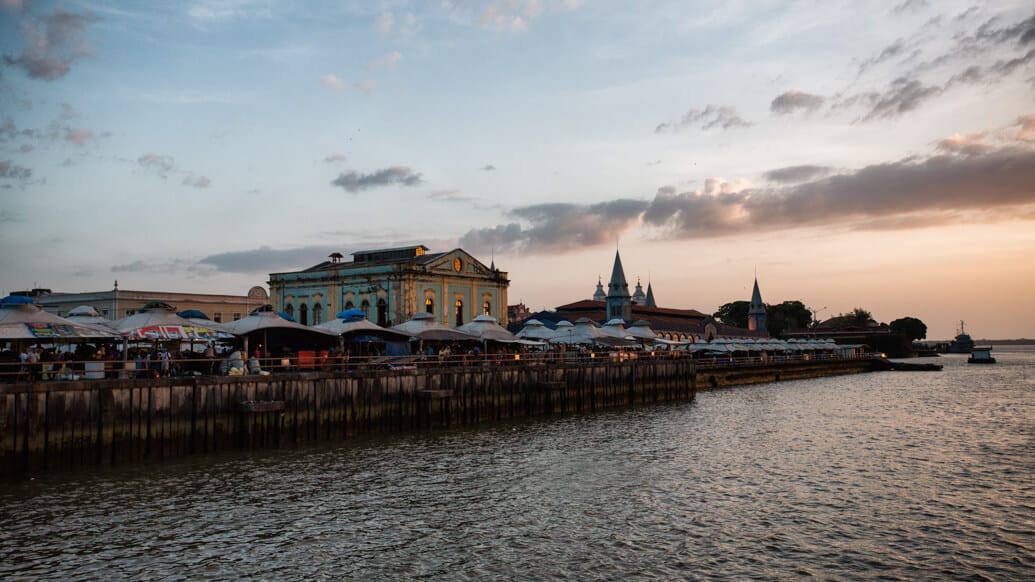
xmin=713 ymin=301 xmax=750 ymax=328
xmin=767 ymin=300 xmax=813 ymax=336
xmin=849 ymin=307 xmax=873 ymax=327
xmin=890 ymin=317 xmax=928 ymax=341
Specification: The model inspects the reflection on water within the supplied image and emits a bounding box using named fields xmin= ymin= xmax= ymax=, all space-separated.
xmin=2 ymin=349 xmax=1033 ymax=579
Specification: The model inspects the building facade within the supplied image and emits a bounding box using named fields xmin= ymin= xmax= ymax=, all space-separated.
xmin=27 ymin=284 xmax=269 ymax=322
xmin=268 ymin=245 xmax=510 ymax=328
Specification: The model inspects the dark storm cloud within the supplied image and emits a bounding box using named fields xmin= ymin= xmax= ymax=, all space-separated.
xmin=460 ymin=199 xmax=649 ymax=253
xmin=2 ymin=7 xmax=97 ymax=80
xmin=331 ymin=166 xmax=423 ymax=193
xmin=644 ymin=146 xmax=1035 ymax=238
xmin=460 ymin=141 xmax=1035 ymax=254
xmin=770 ymin=90 xmax=824 ymax=115
xmin=655 ymin=105 xmax=753 ymax=133
xmin=763 ymin=165 xmax=833 ymax=184
xmin=199 ymin=245 xmax=344 ymax=274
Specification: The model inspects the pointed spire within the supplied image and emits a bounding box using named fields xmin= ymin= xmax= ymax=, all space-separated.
xmin=607 ymin=250 xmax=630 ymax=299
xmin=748 ymin=276 xmax=767 ymax=333
xmin=645 ymin=282 xmax=656 ymax=308
xmin=632 ymin=277 xmax=645 ymax=304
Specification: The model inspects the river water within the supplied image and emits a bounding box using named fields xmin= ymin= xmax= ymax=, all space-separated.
xmin=2 ymin=348 xmax=1033 ymax=580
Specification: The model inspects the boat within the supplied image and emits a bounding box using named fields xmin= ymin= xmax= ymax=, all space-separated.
xmin=967 ymin=346 xmax=996 ymax=364
xmin=948 ymin=321 xmax=975 ymax=354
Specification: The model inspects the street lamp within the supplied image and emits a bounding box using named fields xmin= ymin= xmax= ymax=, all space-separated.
xmin=810 ymin=306 xmax=827 ymax=328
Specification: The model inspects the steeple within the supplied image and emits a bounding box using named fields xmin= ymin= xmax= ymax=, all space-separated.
xmin=644 ymin=282 xmax=656 ymax=308
xmin=748 ymin=277 xmax=767 ymax=333
xmin=632 ymin=277 xmax=646 ymax=305
xmin=592 ymin=276 xmax=606 ymax=301
xmin=606 ymin=250 xmax=632 ymax=322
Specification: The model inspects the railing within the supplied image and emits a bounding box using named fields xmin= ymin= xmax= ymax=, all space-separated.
xmin=0 ymin=349 xmax=877 ymax=384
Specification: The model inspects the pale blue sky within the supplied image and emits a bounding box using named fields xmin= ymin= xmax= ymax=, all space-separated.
xmin=2 ymin=0 xmax=1033 ymax=338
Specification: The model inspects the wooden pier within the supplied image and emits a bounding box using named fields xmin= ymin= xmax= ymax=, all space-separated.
xmin=1 ymin=355 xmax=884 ymax=477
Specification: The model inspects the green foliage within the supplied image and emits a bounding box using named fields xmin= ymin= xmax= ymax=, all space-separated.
xmin=890 ymin=316 xmax=928 ymax=341
xmin=767 ymin=300 xmax=813 ymax=336
xmin=850 ymin=307 xmax=873 ymax=327
xmin=713 ymin=300 xmax=750 ymax=328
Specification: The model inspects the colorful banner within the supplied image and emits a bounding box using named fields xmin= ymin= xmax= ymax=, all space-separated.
xmin=25 ymin=323 xmax=80 ymax=338
xmin=123 ymin=325 xmax=232 ymax=340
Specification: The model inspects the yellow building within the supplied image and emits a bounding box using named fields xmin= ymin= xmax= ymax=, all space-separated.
xmin=268 ymin=245 xmax=510 ymax=328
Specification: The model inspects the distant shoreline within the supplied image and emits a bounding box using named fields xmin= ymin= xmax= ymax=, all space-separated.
xmin=931 ymin=339 xmax=1035 ymax=346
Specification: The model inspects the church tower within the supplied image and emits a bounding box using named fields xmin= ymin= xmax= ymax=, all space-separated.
xmin=748 ymin=277 xmax=767 ymax=333
xmin=606 ymin=250 xmax=632 ymax=322
xmin=644 ymin=282 xmax=657 ymax=308
xmin=592 ymin=276 xmax=606 ymax=301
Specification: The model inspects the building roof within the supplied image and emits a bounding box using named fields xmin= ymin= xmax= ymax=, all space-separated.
xmin=749 ymin=278 xmax=765 ymax=315
xmin=607 ymin=250 xmax=630 ymax=299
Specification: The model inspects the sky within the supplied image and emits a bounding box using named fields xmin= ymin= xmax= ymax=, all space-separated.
xmin=1 ymin=0 xmax=1033 ymax=340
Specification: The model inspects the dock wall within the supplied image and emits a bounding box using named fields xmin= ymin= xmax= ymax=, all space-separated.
xmin=1 ymin=357 xmax=874 ymax=477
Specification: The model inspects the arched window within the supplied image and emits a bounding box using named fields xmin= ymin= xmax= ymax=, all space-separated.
xmin=482 ymin=300 xmax=491 ymax=316
xmin=285 ymin=304 xmax=294 ymax=319
xmin=361 ymin=299 xmax=370 ymax=319
xmin=377 ymin=298 xmax=388 ymax=327
xmin=425 ymin=297 xmax=434 ymax=314
xmin=344 ymin=300 xmax=354 ymax=310
xmin=312 ymin=303 xmax=323 ymax=325
xmin=299 ymin=303 xmax=309 ymax=326
xmin=454 ymin=299 xmax=464 ymax=327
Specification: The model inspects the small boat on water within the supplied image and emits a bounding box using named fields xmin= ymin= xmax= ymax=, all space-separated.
xmin=968 ymin=346 xmax=996 ymax=364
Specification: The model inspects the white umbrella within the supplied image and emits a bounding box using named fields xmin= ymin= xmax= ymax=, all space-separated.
xmin=113 ymin=302 xmax=230 ymax=341
xmin=457 ymin=315 xmax=520 ymax=342
xmin=0 ymin=297 xmax=121 ymax=340
xmin=550 ymin=317 xmax=635 ymax=346
xmin=626 ymin=320 xmax=658 ymax=341
xmin=65 ymin=305 xmax=118 ymax=332
xmin=391 ymin=312 xmax=478 ymax=342
xmin=314 ymin=311 xmax=411 ymax=341
xmin=516 ymin=319 xmax=557 ymax=341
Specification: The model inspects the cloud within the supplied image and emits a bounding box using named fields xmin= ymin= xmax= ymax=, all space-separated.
xmin=320 ymin=74 xmax=346 ymax=91
xmin=861 ymin=77 xmax=943 ymax=121
xmin=331 ymin=166 xmax=423 ymax=193
xmin=355 ymin=79 xmax=376 ymax=94
xmin=482 ymin=164 xmax=496 ymax=171
xmin=182 ymin=175 xmax=211 ymax=188
xmin=199 ymin=245 xmax=344 ymax=274
xmin=858 ymin=38 xmax=907 ymax=75
xmin=770 ymin=90 xmax=825 ymax=115
xmin=323 ymin=153 xmax=347 ymax=164
xmin=655 ymin=105 xmax=753 ymax=134
xmin=187 ymin=0 xmax=273 ymax=24
xmin=1017 ymin=115 xmax=1035 ymax=140
xmin=763 ymin=165 xmax=833 ymax=183
xmin=367 ymin=51 xmax=402 ymax=69
xmin=460 ymin=199 xmax=649 ymax=253
xmin=429 ymin=189 xmax=474 ymax=203
xmin=3 ymin=7 xmax=97 ymax=80
xmin=460 ymin=141 xmax=1035 ymax=254
xmin=138 ymin=153 xmax=176 ymax=178
xmin=0 ymin=159 xmax=32 ymax=181
xmin=891 ymin=0 xmax=929 ymax=14
xmin=935 ymin=132 xmax=992 ymax=156
xmin=65 ymin=127 xmax=98 ymax=146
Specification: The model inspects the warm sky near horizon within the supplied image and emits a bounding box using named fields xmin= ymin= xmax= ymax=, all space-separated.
xmin=1 ymin=0 xmax=1033 ymax=340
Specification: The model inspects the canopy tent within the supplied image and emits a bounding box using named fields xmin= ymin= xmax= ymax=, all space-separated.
xmin=515 ymin=319 xmax=557 ymax=341
xmin=456 ymin=315 xmax=521 ymax=342
xmin=176 ymin=309 xmax=236 ymax=335
xmin=626 ymin=320 xmax=659 ymax=341
xmin=550 ymin=317 xmax=637 ymax=347
xmin=600 ymin=318 xmax=636 ymax=341
xmin=64 ymin=305 xmax=118 ymax=332
xmin=113 ymin=302 xmax=232 ymax=341
xmin=391 ymin=312 xmax=478 ymax=342
xmin=0 ymin=296 xmax=122 ymax=341
xmin=222 ymin=305 xmax=338 ymax=354
xmin=314 ymin=310 xmax=412 ymax=342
